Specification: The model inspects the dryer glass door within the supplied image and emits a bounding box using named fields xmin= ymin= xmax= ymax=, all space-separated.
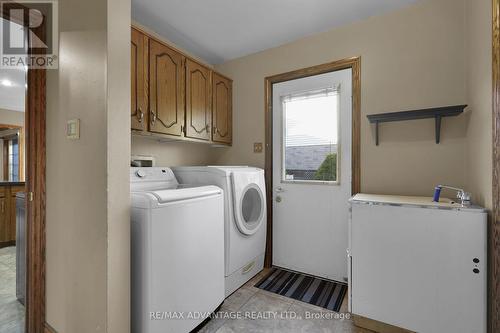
xmin=236 ymin=184 xmax=264 ymax=235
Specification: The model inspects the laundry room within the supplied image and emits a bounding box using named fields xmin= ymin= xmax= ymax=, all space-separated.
xmin=124 ymin=0 xmax=494 ymax=332
xmin=10 ymin=0 xmax=494 ymax=332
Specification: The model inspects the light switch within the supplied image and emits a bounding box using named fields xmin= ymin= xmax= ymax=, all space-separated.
xmin=66 ymin=119 xmax=80 ymax=140
xmin=254 ymin=142 xmax=263 ymax=153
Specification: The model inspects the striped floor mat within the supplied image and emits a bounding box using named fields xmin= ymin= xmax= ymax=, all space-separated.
xmin=255 ymin=268 xmax=347 ymax=312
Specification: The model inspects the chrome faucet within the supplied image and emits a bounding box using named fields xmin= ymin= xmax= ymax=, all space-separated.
xmin=435 ymin=185 xmax=472 ymax=206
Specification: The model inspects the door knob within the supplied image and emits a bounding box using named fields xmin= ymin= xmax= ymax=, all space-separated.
xmin=275 ymin=187 xmax=284 ymax=193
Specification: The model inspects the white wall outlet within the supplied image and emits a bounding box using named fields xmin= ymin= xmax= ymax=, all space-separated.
xmin=66 ymin=119 xmax=80 ymax=140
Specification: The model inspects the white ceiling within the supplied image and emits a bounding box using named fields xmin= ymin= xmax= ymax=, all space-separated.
xmin=0 ymin=67 xmax=26 ymax=112
xmin=0 ymin=18 xmax=26 ymax=112
xmin=132 ymin=0 xmax=419 ymax=64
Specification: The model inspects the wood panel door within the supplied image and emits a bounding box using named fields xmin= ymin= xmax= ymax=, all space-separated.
xmin=149 ymin=39 xmax=185 ymax=136
xmin=212 ymin=73 xmax=232 ymax=144
xmin=131 ymin=28 xmax=148 ymax=131
xmin=0 ymin=197 xmax=5 ymax=242
xmin=185 ymin=59 xmax=211 ymax=140
xmin=9 ymin=186 xmax=24 ymax=241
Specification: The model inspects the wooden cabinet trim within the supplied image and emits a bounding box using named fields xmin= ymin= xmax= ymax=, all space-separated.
xmin=131 ymin=28 xmax=148 ymax=131
xmin=185 ymin=59 xmax=212 ymax=141
xmin=148 ymin=39 xmax=185 ymax=136
xmin=0 ymin=183 xmax=25 ymax=246
xmin=212 ymin=73 xmax=232 ymax=144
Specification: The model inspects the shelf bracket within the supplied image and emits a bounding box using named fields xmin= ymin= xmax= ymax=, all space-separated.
xmin=435 ymin=115 xmax=442 ymax=144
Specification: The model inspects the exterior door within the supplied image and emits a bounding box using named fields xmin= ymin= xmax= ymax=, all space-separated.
xmin=131 ymin=28 xmax=148 ymax=131
xmin=212 ymin=73 xmax=232 ymax=144
xmin=272 ymin=69 xmax=352 ymax=282
xmin=185 ymin=59 xmax=211 ymax=140
xmin=149 ymin=39 xmax=185 ymax=136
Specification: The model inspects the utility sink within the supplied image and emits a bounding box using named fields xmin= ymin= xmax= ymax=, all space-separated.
xmin=350 ymin=194 xmax=470 ymax=209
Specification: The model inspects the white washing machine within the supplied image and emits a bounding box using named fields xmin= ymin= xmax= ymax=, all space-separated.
xmin=172 ymin=166 xmax=267 ymax=296
xmin=130 ymin=167 xmax=225 ymax=333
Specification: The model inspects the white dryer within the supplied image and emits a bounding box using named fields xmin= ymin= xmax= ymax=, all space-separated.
xmin=172 ymin=166 xmax=267 ymax=296
xmin=130 ymin=167 xmax=225 ymax=333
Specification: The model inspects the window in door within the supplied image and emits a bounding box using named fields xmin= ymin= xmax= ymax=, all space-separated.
xmin=282 ymin=86 xmax=340 ymax=183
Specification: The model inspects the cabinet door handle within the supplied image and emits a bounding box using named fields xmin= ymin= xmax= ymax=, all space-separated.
xmin=213 ymin=126 xmax=217 ymax=134
xmin=181 ymin=125 xmax=185 ymax=133
xmin=205 ymin=124 xmax=210 ymax=132
xmin=137 ymin=108 xmax=144 ymax=123
xmin=150 ymin=110 xmax=156 ymax=126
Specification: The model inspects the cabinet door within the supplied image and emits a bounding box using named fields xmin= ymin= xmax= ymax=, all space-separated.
xmin=9 ymin=186 xmax=23 ymax=242
xmin=131 ymin=28 xmax=148 ymax=131
xmin=149 ymin=39 xmax=185 ymax=136
xmin=212 ymin=73 xmax=232 ymax=144
xmin=185 ymin=59 xmax=211 ymax=141
xmin=0 ymin=197 xmax=6 ymax=242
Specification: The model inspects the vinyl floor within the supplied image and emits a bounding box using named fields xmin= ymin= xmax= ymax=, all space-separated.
xmin=0 ymin=246 xmax=24 ymax=333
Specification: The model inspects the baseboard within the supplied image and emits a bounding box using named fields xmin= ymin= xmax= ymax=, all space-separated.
xmin=353 ymin=315 xmax=414 ymax=333
xmin=0 ymin=240 xmax=15 ymax=248
xmin=44 ymin=322 xmax=58 ymax=333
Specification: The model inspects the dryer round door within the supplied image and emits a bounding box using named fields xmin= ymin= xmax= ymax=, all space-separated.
xmin=234 ymin=183 xmax=265 ymax=235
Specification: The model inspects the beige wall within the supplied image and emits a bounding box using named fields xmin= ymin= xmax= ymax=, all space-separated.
xmin=107 ymin=0 xmax=131 ymax=332
xmin=130 ymin=22 xmax=222 ymax=167
xmin=0 ymin=108 xmax=24 ymax=127
xmin=465 ymin=0 xmax=492 ymax=209
xmin=46 ymin=0 xmax=130 ymax=332
xmin=213 ymin=0 xmax=468 ymax=196
xmin=131 ymin=136 xmax=219 ymax=166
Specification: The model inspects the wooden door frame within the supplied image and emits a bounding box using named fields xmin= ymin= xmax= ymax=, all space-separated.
xmin=263 ymin=57 xmax=361 ymax=267
xmin=1 ymin=2 xmax=47 ymax=332
xmin=491 ymin=1 xmax=500 ymax=331
xmin=26 ymin=64 xmax=46 ymax=333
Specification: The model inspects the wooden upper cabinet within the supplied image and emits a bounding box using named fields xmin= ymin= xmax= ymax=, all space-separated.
xmin=185 ymin=59 xmax=212 ymax=141
xmin=130 ymin=27 xmax=233 ymax=144
xmin=131 ymin=28 xmax=148 ymax=131
xmin=149 ymin=39 xmax=185 ymax=136
xmin=212 ymin=73 xmax=232 ymax=144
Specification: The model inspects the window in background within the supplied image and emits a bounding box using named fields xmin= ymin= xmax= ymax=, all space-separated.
xmin=8 ymin=137 xmax=19 ymax=181
xmin=282 ymin=86 xmax=340 ymax=182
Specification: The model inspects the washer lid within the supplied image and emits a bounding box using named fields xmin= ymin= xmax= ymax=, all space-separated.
xmin=150 ymin=186 xmax=222 ymax=203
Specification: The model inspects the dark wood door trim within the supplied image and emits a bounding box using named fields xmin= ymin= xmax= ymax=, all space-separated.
xmin=26 ymin=65 xmax=46 ymax=333
xmin=491 ymin=1 xmax=500 ymax=331
xmin=264 ymin=57 xmax=361 ymax=267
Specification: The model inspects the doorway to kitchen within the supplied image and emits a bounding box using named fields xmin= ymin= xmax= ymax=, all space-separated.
xmin=0 ymin=3 xmax=47 ymax=332
xmin=0 ymin=57 xmax=27 ymax=332
xmin=264 ymin=57 xmax=361 ymax=283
